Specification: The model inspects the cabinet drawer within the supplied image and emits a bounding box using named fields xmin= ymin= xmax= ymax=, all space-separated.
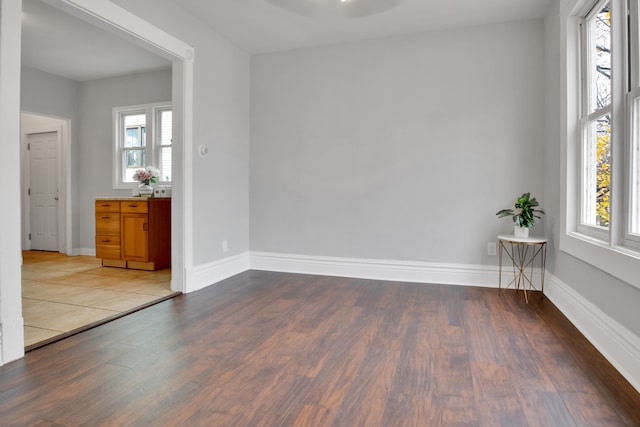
xmin=121 ymin=201 xmax=148 ymax=213
xmin=95 ymin=235 xmax=121 ymax=259
xmin=95 ymin=200 xmax=120 ymax=213
xmin=96 ymin=213 xmax=120 ymax=235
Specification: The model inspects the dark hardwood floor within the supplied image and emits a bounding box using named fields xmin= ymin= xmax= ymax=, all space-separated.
xmin=0 ymin=270 xmax=638 ymax=426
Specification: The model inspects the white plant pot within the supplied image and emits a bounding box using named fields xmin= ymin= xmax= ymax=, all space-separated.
xmin=514 ymin=226 xmax=529 ymax=238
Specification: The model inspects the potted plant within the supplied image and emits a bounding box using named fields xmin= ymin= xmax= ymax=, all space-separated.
xmin=496 ymin=192 xmax=545 ymax=238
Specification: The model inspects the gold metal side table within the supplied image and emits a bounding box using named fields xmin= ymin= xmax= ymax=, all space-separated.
xmin=497 ymin=235 xmax=547 ymax=303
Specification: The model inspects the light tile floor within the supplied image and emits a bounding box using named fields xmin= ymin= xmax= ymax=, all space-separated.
xmin=22 ymin=251 xmax=176 ymax=348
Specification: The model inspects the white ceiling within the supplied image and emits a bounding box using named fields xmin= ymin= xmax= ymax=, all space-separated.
xmin=173 ymin=0 xmax=554 ymax=54
xmin=21 ymin=0 xmax=553 ymax=82
xmin=21 ymin=0 xmax=171 ymax=82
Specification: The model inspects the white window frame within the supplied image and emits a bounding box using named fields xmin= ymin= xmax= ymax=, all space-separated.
xmin=562 ymin=0 xmax=640 ymax=290
xmin=155 ymin=106 xmax=173 ymax=183
xmin=113 ymin=101 xmax=172 ymax=189
xmin=626 ymin=89 xmax=640 ymax=250
xmin=577 ymin=0 xmax=612 ymax=240
xmin=625 ymin=0 xmax=640 ymax=249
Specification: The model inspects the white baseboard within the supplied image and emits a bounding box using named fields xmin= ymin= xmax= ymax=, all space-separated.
xmin=249 ymin=251 xmax=500 ymax=288
xmin=71 ymin=248 xmax=95 ymax=257
xmin=72 ymin=249 xmax=249 ymax=293
xmin=544 ymin=274 xmax=640 ymax=393
xmin=1 ymin=315 xmax=24 ymax=364
xmin=187 ymin=252 xmax=250 ymax=293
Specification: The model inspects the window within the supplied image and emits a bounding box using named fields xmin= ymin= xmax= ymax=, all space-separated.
xmin=628 ymin=0 xmax=640 ymax=245
xmin=113 ymin=102 xmax=172 ymax=189
xmin=632 ymin=97 xmax=640 ymax=238
xmin=122 ymin=112 xmax=147 ymax=183
xmin=579 ymin=0 xmax=611 ymax=237
xmin=157 ymin=108 xmax=172 ymax=182
xmin=562 ymin=0 xmax=640 ymax=288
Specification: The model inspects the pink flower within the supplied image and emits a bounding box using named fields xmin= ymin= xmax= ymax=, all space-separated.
xmin=133 ymin=166 xmax=160 ymax=184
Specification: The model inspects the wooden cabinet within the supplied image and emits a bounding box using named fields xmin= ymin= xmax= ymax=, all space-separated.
xmin=95 ymin=198 xmax=171 ymax=271
xmin=95 ymin=200 xmax=121 ymax=261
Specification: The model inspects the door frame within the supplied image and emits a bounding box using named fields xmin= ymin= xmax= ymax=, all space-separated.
xmin=20 ymin=113 xmax=70 ymax=254
xmin=0 ymin=0 xmax=194 ymax=364
xmin=39 ymin=0 xmax=195 ymax=296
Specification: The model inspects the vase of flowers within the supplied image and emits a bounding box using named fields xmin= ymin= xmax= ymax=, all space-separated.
xmin=133 ymin=166 xmax=160 ymax=197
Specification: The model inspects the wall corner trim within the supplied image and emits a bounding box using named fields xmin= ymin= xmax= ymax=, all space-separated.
xmin=545 ymin=274 xmax=640 ymax=393
xmin=188 ymin=252 xmax=250 ymax=293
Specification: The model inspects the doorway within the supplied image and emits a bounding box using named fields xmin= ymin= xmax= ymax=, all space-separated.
xmin=18 ymin=112 xmax=177 ymax=349
xmin=21 ymin=112 xmax=69 ymax=253
xmin=0 ymin=0 xmax=194 ymax=360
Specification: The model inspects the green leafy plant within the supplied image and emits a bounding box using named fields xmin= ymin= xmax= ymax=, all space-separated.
xmin=496 ymin=192 xmax=545 ymax=229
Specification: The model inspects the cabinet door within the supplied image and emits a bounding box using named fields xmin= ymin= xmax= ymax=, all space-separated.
xmin=95 ymin=235 xmax=121 ymax=259
xmin=95 ymin=213 xmax=120 ymax=235
xmin=121 ymin=213 xmax=148 ymax=261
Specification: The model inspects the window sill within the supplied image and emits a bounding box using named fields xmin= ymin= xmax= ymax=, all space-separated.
xmin=113 ymin=183 xmax=136 ymax=191
xmin=560 ymin=231 xmax=640 ymax=290
xmin=113 ymin=183 xmax=172 ymax=191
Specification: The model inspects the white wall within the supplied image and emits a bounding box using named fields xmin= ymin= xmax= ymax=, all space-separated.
xmin=21 ymin=66 xmax=79 ymax=118
xmin=112 ymin=0 xmax=251 ymax=266
xmin=250 ymin=20 xmax=545 ymax=265
xmin=76 ymin=68 xmax=172 ymax=251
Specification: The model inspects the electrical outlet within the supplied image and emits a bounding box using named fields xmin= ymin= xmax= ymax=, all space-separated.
xmin=487 ymin=242 xmax=497 ymax=256
xmin=222 ymin=240 xmax=228 ymax=253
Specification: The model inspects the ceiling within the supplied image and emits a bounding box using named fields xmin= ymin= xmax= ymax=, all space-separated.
xmin=174 ymin=0 xmax=554 ymax=54
xmin=21 ymin=0 xmax=553 ymax=82
xmin=21 ymin=0 xmax=172 ymax=82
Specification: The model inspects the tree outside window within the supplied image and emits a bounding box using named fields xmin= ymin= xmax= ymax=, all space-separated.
xmin=582 ymin=1 xmax=611 ymax=229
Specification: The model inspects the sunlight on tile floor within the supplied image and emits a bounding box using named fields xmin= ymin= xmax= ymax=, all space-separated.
xmin=22 ymin=251 xmax=175 ymax=348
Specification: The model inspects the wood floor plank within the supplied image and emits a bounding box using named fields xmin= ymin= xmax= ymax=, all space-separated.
xmin=532 ymin=299 xmax=640 ymax=426
xmin=0 ymin=271 xmax=638 ymax=426
xmin=291 ymin=404 xmax=333 ymax=427
xmin=130 ymin=381 xmax=228 ymax=427
xmin=469 ymin=361 xmax=528 ymax=426
xmin=388 ymin=305 xmax=437 ymax=394
xmin=0 ymin=362 xmax=128 ymax=425
xmin=328 ymin=307 xmax=410 ymax=426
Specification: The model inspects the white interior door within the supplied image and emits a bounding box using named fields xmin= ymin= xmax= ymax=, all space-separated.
xmin=28 ymin=131 xmax=59 ymax=251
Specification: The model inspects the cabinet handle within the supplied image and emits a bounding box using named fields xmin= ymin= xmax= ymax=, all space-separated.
xmin=101 ymin=239 xmax=111 ymax=243
xmin=143 ymin=223 xmax=148 ymax=231
xmin=101 ymin=216 xmax=111 ymax=219
xmin=101 ymin=204 xmax=111 ymax=207
xmin=128 ymin=204 xmax=138 ymax=208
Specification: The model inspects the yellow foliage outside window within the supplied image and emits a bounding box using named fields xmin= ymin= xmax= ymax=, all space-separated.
xmin=596 ymin=127 xmax=610 ymax=226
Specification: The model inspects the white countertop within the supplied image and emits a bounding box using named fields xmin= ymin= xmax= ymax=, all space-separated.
xmin=498 ymin=235 xmax=547 ymax=244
